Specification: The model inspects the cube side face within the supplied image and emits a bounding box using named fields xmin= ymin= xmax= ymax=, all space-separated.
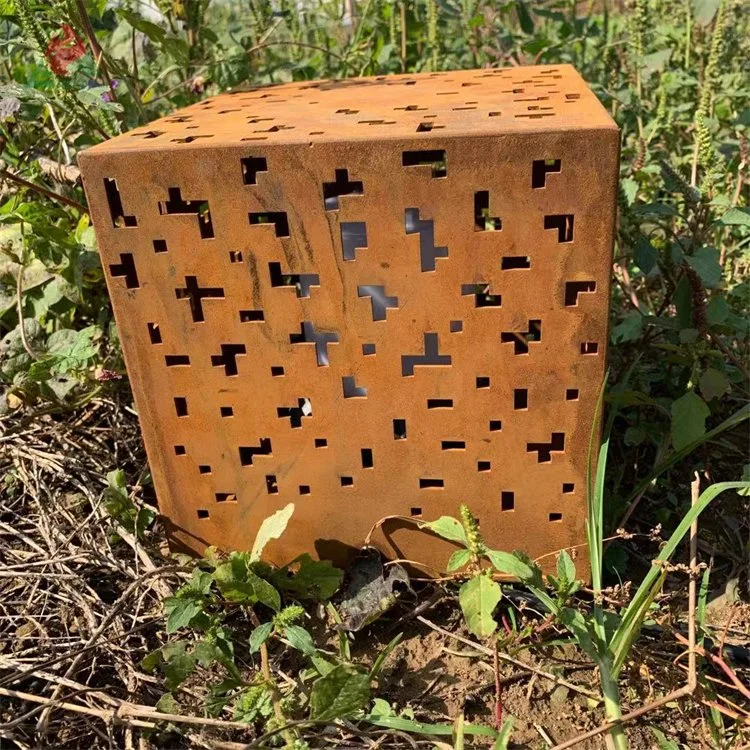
xmin=81 ymin=117 xmax=618 ymax=573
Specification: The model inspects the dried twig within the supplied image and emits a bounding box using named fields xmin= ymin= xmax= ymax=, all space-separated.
xmin=416 ymin=615 xmax=599 ymax=700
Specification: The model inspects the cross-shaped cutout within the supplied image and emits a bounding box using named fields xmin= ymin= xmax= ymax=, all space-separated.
xmin=341 ymin=222 xmax=367 ymax=261
xmin=474 ymin=191 xmax=502 ymax=231
xmin=532 ymin=158 xmax=561 ymax=188
xmin=269 ymin=262 xmax=319 ymax=298
xmin=159 ymin=187 xmax=214 ymax=239
xmin=109 ymin=253 xmax=139 ymax=289
xmin=249 ymin=212 xmax=289 ymax=237
xmin=241 ymin=156 xmax=268 ymax=185
xmin=544 ymin=213 xmax=574 ymax=243
xmin=402 ymin=332 xmax=452 ymax=376
xmin=527 ymin=432 xmax=565 ymax=463
xmin=358 ymin=285 xmax=399 ymax=321
xmin=405 ymin=208 xmax=449 ymax=272
xmin=103 ymin=178 xmax=137 ymax=228
xmin=323 ymin=168 xmax=363 ymax=210
xmin=277 ymin=398 xmax=312 ymax=428
xmin=342 ymin=376 xmax=367 ymax=398
xmin=501 ymin=319 xmax=542 ymax=354
xmin=289 ymin=322 xmax=340 ymax=366
xmin=175 ymin=276 xmax=224 ymax=322
xmin=211 ymin=344 xmax=246 ymax=376
xmin=461 ymin=282 xmax=501 ymax=307
xmin=564 ymin=280 xmax=597 ymax=306
xmin=239 ymin=438 xmax=272 ymax=466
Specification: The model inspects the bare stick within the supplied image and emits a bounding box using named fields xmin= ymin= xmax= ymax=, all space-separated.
xmin=416 ymin=615 xmax=599 ymax=700
xmin=0 ymin=168 xmax=88 ymax=213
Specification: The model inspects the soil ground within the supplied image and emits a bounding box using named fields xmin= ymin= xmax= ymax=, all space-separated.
xmin=1 ymin=399 xmax=748 ymax=748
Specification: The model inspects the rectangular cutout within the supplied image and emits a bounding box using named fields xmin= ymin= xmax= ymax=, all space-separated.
xmin=239 ymin=310 xmax=265 ymax=322
xmin=165 ymin=355 xmax=190 ymax=367
xmin=402 ymin=149 xmax=447 ymax=178
xmin=427 ymin=399 xmax=453 ymax=409
xmin=442 ymin=440 xmax=466 ymax=450
xmin=501 ymin=256 xmax=531 ymax=270
xmin=393 ymin=419 xmax=407 ymax=440
xmin=361 ymin=448 xmax=373 ymax=468
xmin=419 ymin=478 xmax=444 ymax=489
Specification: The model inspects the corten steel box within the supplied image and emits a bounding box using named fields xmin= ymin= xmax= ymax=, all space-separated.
xmin=79 ymin=64 xmax=619 ymax=573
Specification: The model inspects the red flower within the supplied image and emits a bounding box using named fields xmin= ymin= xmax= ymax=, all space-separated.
xmin=45 ymin=24 xmax=86 ymax=76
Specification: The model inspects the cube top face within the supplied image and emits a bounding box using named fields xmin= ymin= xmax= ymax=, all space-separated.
xmin=80 ymin=65 xmax=619 ymax=573
xmin=85 ymin=65 xmax=615 ymax=155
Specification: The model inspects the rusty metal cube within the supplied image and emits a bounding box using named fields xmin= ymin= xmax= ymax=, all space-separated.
xmin=79 ymin=64 xmax=619 ymax=573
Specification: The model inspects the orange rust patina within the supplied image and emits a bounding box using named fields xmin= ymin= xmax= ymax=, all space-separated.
xmin=79 ymin=65 xmax=619 ymax=574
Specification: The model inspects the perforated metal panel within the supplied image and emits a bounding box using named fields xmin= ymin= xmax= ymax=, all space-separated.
xmin=79 ymin=64 xmax=619 ymax=573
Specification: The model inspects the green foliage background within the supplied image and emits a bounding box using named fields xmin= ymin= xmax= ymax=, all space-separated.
xmin=1 ymin=0 xmax=748 ymax=534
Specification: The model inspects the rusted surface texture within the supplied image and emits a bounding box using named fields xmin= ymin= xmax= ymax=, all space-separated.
xmin=79 ymin=64 xmax=619 ymax=573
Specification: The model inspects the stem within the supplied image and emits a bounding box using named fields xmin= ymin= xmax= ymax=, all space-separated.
xmin=0 ymin=168 xmax=88 ymax=214
xmin=248 ymin=610 xmax=294 ymax=746
xmin=74 ymin=0 xmax=118 ymax=105
xmin=600 ymin=658 xmax=628 ymax=750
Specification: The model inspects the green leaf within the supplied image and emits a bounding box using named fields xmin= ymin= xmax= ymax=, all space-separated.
xmin=117 ymin=9 xmax=167 ymax=43
xmin=556 ymin=549 xmax=576 ymax=583
xmin=670 ymin=391 xmax=710 ymax=451
xmin=274 ymin=554 xmax=343 ymax=601
xmin=706 ymin=296 xmax=730 ymax=326
xmin=493 ymin=718 xmax=515 ymax=749
xmin=249 ymin=622 xmax=274 ymax=653
xmin=309 ymin=664 xmax=371 ymax=721
xmin=633 ymin=236 xmax=657 ymax=273
xmin=370 ymin=633 xmax=403 ymax=680
xmin=691 ymin=0 xmax=721 ymax=26
xmin=716 ymin=207 xmax=750 ymax=226
xmin=447 ymin=548 xmax=471 ymax=572
xmin=687 ymin=247 xmax=722 ymax=288
xmin=641 ymin=49 xmax=672 ymax=74
xmin=699 ymin=368 xmax=729 ymax=401
xmin=611 ymin=311 xmax=644 ymax=344
xmin=458 ymin=575 xmax=501 ymax=638
xmin=140 ymin=648 xmax=162 ymax=673
xmin=419 ymin=516 xmax=468 ymax=546
xmin=515 ymin=0 xmax=534 ymax=33
xmin=632 ymin=202 xmax=678 ymax=216
xmin=251 ymin=503 xmax=294 ymax=562
xmin=214 ymin=554 xmax=281 ymax=611
xmin=486 ymin=550 xmax=534 ymax=581
xmin=651 ymin=727 xmax=680 ymax=750
xmin=162 ymin=644 xmax=197 ymax=691
xmin=155 ymin=693 xmax=180 ymax=713
xmin=164 ymin=596 xmax=203 ymax=633
xmin=620 ymin=178 xmax=638 ymax=206
xmin=559 ymin=607 xmax=599 ymax=660
xmin=365 ymin=714 xmax=498 ymax=738
xmin=283 ymin=624 xmax=317 ymax=655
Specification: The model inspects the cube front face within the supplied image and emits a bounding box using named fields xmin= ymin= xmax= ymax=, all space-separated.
xmin=80 ymin=65 xmax=618 ymax=572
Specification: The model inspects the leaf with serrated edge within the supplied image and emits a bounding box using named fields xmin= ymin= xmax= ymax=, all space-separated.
xmin=284 ymin=624 xmax=316 ymax=655
xmin=249 ymin=622 xmax=273 ymax=653
xmin=486 ymin=550 xmax=533 ymax=581
xmin=447 ymin=548 xmax=471 ymax=572
xmin=309 ymin=664 xmax=370 ymax=720
xmin=419 ymin=516 xmax=468 ymax=545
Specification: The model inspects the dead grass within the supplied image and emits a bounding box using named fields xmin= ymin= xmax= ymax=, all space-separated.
xmin=0 ymin=398 xmax=748 ymax=749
